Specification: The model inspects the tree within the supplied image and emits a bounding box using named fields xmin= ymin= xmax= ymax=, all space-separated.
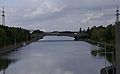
xmin=79 ymin=28 xmax=82 ymax=33
xmin=0 ymin=28 xmax=5 ymax=47
xmin=89 ymin=24 xmax=115 ymax=44
xmin=32 ymin=30 xmax=44 ymax=34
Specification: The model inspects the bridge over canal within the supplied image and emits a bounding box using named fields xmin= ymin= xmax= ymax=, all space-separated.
xmin=32 ymin=31 xmax=89 ymax=40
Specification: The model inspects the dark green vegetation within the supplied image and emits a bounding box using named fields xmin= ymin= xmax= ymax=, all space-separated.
xmin=86 ymin=24 xmax=115 ymax=63
xmin=88 ymin=24 xmax=115 ymax=45
xmin=0 ymin=25 xmax=31 ymax=47
xmin=0 ymin=25 xmax=44 ymax=51
xmin=32 ymin=30 xmax=44 ymax=34
xmin=91 ymin=48 xmax=114 ymax=63
xmin=0 ymin=59 xmax=15 ymax=71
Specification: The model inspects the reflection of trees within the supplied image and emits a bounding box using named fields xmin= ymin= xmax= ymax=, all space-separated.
xmin=91 ymin=50 xmax=113 ymax=63
xmin=0 ymin=58 xmax=15 ymax=71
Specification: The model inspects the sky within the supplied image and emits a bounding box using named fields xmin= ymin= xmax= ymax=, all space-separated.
xmin=0 ymin=0 xmax=120 ymax=31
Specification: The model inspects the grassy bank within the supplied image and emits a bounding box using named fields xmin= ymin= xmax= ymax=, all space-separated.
xmin=85 ymin=39 xmax=115 ymax=51
xmin=0 ymin=25 xmax=44 ymax=55
xmin=84 ymin=39 xmax=115 ymax=63
xmin=0 ymin=37 xmax=38 ymax=55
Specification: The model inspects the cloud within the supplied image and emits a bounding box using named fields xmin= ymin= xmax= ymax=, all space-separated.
xmin=80 ymin=13 xmax=104 ymax=24
xmin=23 ymin=0 xmax=64 ymax=17
xmin=2 ymin=0 xmax=119 ymax=31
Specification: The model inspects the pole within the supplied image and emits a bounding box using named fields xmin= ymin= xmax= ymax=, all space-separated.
xmin=104 ymin=43 xmax=108 ymax=74
xmin=4 ymin=33 xmax=6 ymax=49
xmin=0 ymin=38 xmax=1 ymax=47
xmin=115 ymin=22 xmax=120 ymax=74
xmin=112 ymin=52 xmax=115 ymax=74
xmin=115 ymin=5 xmax=120 ymax=74
xmin=116 ymin=5 xmax=120 ymax=22
xmin=99 ymin=51 xmax=115 ymax=74
xmin=14 ymin=30 xmax=16 ymax=46
xmin=2 ymin=6 xmax=5 ymax=26
xmin=3 ymin=69 xmax=5 ymax=74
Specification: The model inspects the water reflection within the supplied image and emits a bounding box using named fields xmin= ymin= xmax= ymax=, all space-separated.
xmin=37 ymin=40 xmax=74 ymax=42
xmin=0 ymin=36 xmax=111 ymax=74
xmin=0 ymin=58 xmax=16 ymax=74
xmin=91 ymin=48 xmax=113 ymax=63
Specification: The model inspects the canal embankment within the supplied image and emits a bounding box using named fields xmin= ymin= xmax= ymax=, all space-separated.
xmin=0 ymin=38 xmax=38 ymax=55
xmin=84 ymin=39 xmax=115 ymax=52
xmin=83 ymin=39 xmax=115 ymax=74
xmin=0 ymin=36 xmax=110 ymax=74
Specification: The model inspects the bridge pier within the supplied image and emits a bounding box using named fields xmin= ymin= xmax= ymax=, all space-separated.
xmin=74 ymin=36 xmax=81 ymax=41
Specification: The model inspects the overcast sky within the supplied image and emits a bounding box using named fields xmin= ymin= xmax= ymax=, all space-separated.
xmin=0 ymin=0 xmax=120 ymax=31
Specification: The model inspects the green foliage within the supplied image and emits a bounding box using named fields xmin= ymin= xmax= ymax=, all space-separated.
xmin=0 ymin=28 xmax=5 ymax=47
xmin=0 ymin=27 xmax=5 ymax=39
xmin=89 ymin=24 xmax=115 ymax=44
xmin=32 ymin=30 xmax=44 ymax=34
xmin=0 ymin=25 xmax=31 ymax=47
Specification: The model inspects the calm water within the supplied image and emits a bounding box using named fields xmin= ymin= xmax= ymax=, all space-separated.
xmin=0 ymin=36 xmax=110 ymax=74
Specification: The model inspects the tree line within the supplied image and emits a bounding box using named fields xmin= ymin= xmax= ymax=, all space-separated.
xmin=0 ymin=25 xmax=32 ymax=47
xmin=0 ymin=24 xmax=115 ymax=48
xmin=85 ymin=24 xmax=115 ymax=45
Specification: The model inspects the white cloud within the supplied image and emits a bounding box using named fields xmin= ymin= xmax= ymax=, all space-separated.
xmin=3 ymin=0 xmax=119 ymax=31
xmin=23 ymin=0 xmax=64 ymax=18
xmin=81 ymin=13 xmax=104 ymax=24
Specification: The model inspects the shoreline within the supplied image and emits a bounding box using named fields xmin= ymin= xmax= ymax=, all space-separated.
xmin=84 ymin=39 xmax=115 ymax=74
xmin=84 ymin=39 xmax=115 ymax=51
xmin=0 ymin=38 xmax=38 ymax=55
xmin=0 ymin=38 xmax=116 ymax=74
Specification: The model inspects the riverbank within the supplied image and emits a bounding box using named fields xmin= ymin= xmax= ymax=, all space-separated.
xmin=0 ymin=37 xmax=115 ymax=74
xmin=83 ymin=39 xmax=116 ymax=74
xmin=0 ymin=38 xmax=38 ymax=55
xmin=0 ymin=36 xmax=109 ymax=74
xmin=84 ymin=39 xmax=115 ymax=51
xmin=83 ymin=39 xmax=115 ymax=63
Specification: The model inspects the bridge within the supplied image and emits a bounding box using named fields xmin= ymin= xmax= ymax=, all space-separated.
xmin=32 ymin=31 xmax=89 ymax=40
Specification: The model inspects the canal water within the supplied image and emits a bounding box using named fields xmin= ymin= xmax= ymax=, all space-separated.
xmin=0 ymin=36 xmax=110 ymax=74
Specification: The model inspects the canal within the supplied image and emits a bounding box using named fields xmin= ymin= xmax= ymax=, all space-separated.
xmin=0 ymin=36 xmax=110 ymax=74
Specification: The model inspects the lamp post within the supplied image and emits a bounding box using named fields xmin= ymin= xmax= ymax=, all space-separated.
xmin=14 ymin=29 xmax=16 ymax=46
xmin=14 ymin=37 xmax=16 ymax=46
xmin=98 ymin=42 xmax=115 ymax=74
xmin=4 ymin=32 xmax=9 ymax=50
xmin=4 ymin=33 xmax=6 ymax=50
xmin=95 ymin=42 xmax=115 ymax=74
xmin=3 ymin=69 xmax=5 ymax=74
xmin=0 ymin=38 xmax=2 ymax=47
xmin=104 ymin=43 xmax=108 ymax=74
xmin=99 ymin=51 xmax=115 ymax=74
